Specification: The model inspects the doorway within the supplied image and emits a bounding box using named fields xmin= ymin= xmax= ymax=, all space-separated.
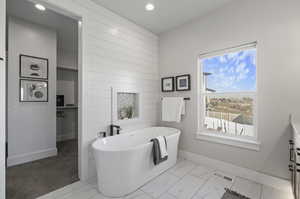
xmin=5 ymin=0 xmax=82 ymax=198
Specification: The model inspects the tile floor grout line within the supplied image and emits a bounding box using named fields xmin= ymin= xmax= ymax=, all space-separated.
xmin=164 ymin=161 xmax=197 ymax=198
xmin=169 ymin=160 xmax=217 ymax=198
xmin=38 ymin=159 xmax=291 ymax=199
xmin=56 ymin=184 xmax=95 ymax=199
xmin=139 ymin=188 xmax=155 ymax=199
xmin=232 ymin=176 xmax=264 ymax=199
xmin=189 ymin=173 xmax=214 ymax=199
xmin=52 ymin=182 xmax=85 ymax=199
xmin=149 ymin=171 xmax=181 ymax=198
xmin=259 ymin=184 xmax=263 ymax=199
xmin=140 ymin=168 xmax=177 ymax=199
xmin=166 ymin=162 xmax=215 ymax=199
xmin=86 ymin=191 xmax=99 ymax=199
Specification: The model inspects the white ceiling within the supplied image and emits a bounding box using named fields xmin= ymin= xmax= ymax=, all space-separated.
xmin=91 ymin=0 xmax=235 ymax=34
xmin=7 ymin=0 xmax=78 ymax=52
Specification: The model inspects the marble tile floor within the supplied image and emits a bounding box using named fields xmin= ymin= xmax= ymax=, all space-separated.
xmin=37 ymin=160 xmax=293 ymax=199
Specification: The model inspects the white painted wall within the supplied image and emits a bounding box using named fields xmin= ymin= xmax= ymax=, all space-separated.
xmin=0 ymin=0 xmax=6 ymax=197
xmin=7 ymin=17 xmax=57 ymax=166
xmin=39 ymin=0 xmax=159 ymax=180
xmin=159 ymin=0 xmax=300 ymax=179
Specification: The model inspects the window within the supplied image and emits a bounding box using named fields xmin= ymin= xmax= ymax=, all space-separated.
xmin=198 ymin=43 xmax=259 ymax=150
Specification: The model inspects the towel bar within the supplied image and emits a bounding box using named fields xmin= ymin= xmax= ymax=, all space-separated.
xmin=161 ymin=97 xmax=190 ymax=100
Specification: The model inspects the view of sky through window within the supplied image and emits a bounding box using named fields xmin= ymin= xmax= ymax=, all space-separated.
xmin=202 ymin=48 xmax=256 ymax=93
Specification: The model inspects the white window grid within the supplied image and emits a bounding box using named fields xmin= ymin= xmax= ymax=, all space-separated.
xmin=197 ymin=42 xmax=258 ymax=142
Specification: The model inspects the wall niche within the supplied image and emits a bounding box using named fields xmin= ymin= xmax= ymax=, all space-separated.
xmin=117 ymin=92 xmax=139 ymax=120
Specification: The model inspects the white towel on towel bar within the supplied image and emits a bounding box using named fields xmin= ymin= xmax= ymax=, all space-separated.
xmin=157 ymin=136 xmax=168 ymax=158
xmin=162 ymin=97 xmax=185 ymax=122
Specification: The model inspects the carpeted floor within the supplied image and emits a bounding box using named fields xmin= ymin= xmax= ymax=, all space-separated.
xmin=6 ymin=139 xmax=79 ymax=199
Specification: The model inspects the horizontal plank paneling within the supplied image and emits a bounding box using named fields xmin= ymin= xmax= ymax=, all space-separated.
xmin=45 ymin=0 xmax=159 ymax=180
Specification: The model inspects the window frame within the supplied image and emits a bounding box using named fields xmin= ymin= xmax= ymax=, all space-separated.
xmin=196 ymin=42 xmax=260 ymax=151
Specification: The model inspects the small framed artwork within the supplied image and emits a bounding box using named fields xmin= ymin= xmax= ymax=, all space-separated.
xmin=20 ymin=54 xmax=48 ymax=79
xmin=20 ymin=79 xmax=48 ymax=102
xmin=176 ymin=74 xmax=191 ymax=91
xmin=161 ymin=77 xmax=175 ymax=92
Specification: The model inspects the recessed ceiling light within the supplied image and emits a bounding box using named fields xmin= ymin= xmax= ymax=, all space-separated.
xmin=145 ymin=3 xmax=155 ymax=11
xmin=35 ymin=4 xmax=46 ymax=11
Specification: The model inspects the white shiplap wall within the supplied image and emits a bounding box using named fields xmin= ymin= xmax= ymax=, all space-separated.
xmin=40 ymin=0 xmax=159 ymax=180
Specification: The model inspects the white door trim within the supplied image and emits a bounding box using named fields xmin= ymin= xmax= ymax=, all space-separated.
xmin=34 ymin=0 xmax=84 ymax=180
xmin=0 ymin=0 xmax=6 ymax=197
xmin=7 ymin=148 xmax=57 ymax=167
xmin=6 ymin=0 xmax=84 ymax=185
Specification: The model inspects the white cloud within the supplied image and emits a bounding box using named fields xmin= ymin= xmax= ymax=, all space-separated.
xmin=236 ymin=63 xmax=250 ymax=81
xmin=219 ymin=65 xmax=228 ymax=73
xmin=237 ymin=68 xmax=249 ymax=81
xmin=211 ymin=71 xmax=237 ymax=91
xmin=251 ymin=56 xmax=256 ymax=65
xmin=239 ymin=49 xmax=256 ymax=66
xmin=227 ymin=52 xmax=239 ymax=59
xmin=210 ymin=62 xmax=250 ymax=92
xmin=219 ymin=56 xmax=226 ymax=63
xmin=236 ymin=63 xmax=246 ymax=73
xmin=238 ymin=51 xmax=248 ymax=61
xmin=205 ymin=50 xmax=255 ymax=92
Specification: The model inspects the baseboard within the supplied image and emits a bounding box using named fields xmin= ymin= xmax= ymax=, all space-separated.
xmin=7 ymin=148 xmax=57 ymax=167
xmin=179 ymin=150 xmax=291 ymax=192
xmin=57 ymin=132 xmax=76 ymax=142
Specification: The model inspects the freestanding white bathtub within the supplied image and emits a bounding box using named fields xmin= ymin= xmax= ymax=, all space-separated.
xmin=92 ymin=127 xmax=181 ymax=197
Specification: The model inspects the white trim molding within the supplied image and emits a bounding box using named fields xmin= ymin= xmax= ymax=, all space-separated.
xmin=196 ymin=132 xmax=260 ymax=151
xmin=7 ymin=148 xmax=57 ymax=167
xmin=178 ymin=150 xmax=291 ymax=192
xmin=197 ymin=43 xmax=259 ymax=149
xmin=0 ymin=0 xmax=5 ymax=197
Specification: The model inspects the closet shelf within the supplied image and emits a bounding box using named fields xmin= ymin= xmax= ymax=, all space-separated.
xmin=56 ymin=106 xmax=78 ymax=110
xmin=57 ymin=66 xmax=78 ymax=72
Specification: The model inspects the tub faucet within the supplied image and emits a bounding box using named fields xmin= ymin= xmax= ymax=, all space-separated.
xmin=98 ymin=131 xmax=106 ymax=138
xmin=110 ymin=124 xmax=122 ymax=136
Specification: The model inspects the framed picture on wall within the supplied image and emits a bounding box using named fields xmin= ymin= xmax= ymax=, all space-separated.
xmin=20 ymin=54 xmax=49 ymax=80
xmin=161 ymin=77 xmax=175 ymax=92
xmin=176 ymin=74 xmax=191 ymax=91
xmin=20 ymin=79 xmax=48 ymax=102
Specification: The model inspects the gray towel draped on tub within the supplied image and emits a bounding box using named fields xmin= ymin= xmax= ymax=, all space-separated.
xmin=150 ymin=136 xmax=168 ymax=165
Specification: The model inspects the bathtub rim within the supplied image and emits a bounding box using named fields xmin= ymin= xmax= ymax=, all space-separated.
xmin=92 ymin=127 xmax=181 ymax=152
